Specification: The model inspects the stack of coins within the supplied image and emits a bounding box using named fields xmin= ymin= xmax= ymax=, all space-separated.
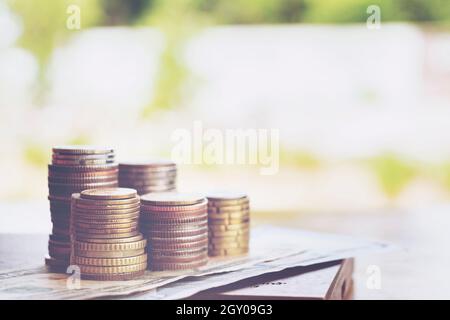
xmin=207 ymin=192 xmax=250 ymax=257
xmin=118 ymin=160 xmax=177 ymax=195
xmin=71 ymin=188 xmax=147 ymax=280
xmin=46 ymin=146 xmax=118 ymax=272
xmin=140 ymin=193 xmax=208 ymax=271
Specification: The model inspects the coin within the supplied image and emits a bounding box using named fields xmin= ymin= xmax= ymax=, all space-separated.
xmin=49 ymin=233 xmax=70 ymax=242
xmin=48 ymin=170 xmax=118 ymax=178
xmin=208 ymin=222 xmax=250 ymax=232
xmin=143 ymin=227 xmax=208 ymax=239
xmin=150 ymin=237 xmax=208 ymax=250
xmin=141 ymin=214 xmax=207 ymax=225
xmin=52 ymin=159 xmax=115 ymax=166
xmin=72 ymin=193 xmax=140 ymax=205
xmin=74 ymin=231 xmax=139 ymax=240
xmin=208 ymin=211 xmax=250 ymax=220
xmin=49 ymin=181 xmax=118 ymax=189
xmin=48 ymin=163 xmax=118 ymax=172
xmin=149 ymin=233 xmax=208 ymax=244
xmin=141 ymin=200 xmax=207 ymax=212
xmin=135 ymin=186 xmax=176 ymax=194
xmin=73 ymin=208 xmax=140 ymax=218
xmin=209 ymin=237 xmax=249 ymax=247
xmin=75 ymin=234 xmax=143 ymax=244
xmin=151 ymin=252 xmax=207 ymax=264
xmin=73 ymin=254 xmax=147 ymax=267
xmin=150 ymin=258 xmax=207 ymax=271
xmin=209 ymin=242 xmax=249 ymax=250
xmin=45 ymin=256 xmax=69 ymax=273
xmin=80 ymin=188 xmax=137 ymax=200
xmin=208 ymin=247 xmax=249 ymax=256
xmin=81 ymin=270 xmax=145 ymax=280
xmin=207 ymin=204 xmax=250 ymax=212
xmin=74 ymin=239 xmax=147 ymax=251
xmin=209 ymin=227 xmax=249 ymax=237
xmin=140 ymin=192 xmax=205 ymax=206
xmin=140 ymin=209 xmax=207 ymax=220
xmin=73 ymin=226 xmax=138 ymax=235
xmin=74 ymin=221 xmax=139 ymax=229
xmin=78 ymin=262 xmax=147 ymax=274
xmin=208 ymin=217 xmax=250 ymax=225
xmin=74 ymin=248 xmax=145 ymax=258
xmin=52 ymin=145 xmax=114 ymax=155
xmin=74 ymin=202 xmax=140 ymax=211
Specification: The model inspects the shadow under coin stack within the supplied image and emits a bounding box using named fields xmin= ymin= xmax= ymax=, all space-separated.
xmin=140 ymin=193 xmax=208 ymax=271
xmin=118 ymin=160 xmax=177 ymax=195
xmin=46 ymin=146 xmax=118 ymax=272
xmin=207 ymin=192 xmax=250 ymax=257
xmin=71 ymin=188 xmax=147 ymax=280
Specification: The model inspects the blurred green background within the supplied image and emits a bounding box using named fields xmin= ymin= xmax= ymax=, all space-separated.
xmin=1 ymin=0 xmax=450 ymax=210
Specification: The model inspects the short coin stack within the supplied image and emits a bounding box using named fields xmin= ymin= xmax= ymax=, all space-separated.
xmin=46 ymin=146 xmax=118 ymax=272
xmin=140 ymin=193 xmax=208 ymax=271
xmin=207 ymin=192 xmax=250 ymax=257
xmin=118 ymin=160 xmax=177 ymax=195
xmin=71 ymin=188 xmax=147 ymax=280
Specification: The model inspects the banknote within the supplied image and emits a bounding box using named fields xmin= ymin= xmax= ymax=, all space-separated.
xmin=0 ymin=226 xmax=396 ymax=299
xmin=128 ymin=226 xmax=396 ymax=299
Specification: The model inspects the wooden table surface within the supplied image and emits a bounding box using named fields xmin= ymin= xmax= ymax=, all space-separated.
xmin=1 ymin=203 xmax=450 ymax=299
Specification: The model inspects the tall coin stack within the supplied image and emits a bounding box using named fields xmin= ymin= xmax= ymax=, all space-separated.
xmin=118 ymin=160 xmax=177 ymax=195
xmin=46 ymin=146 xmax=118 ymax=272
xmin=71 ymin=188 xmax=147 ymax=280
xmin=207 ymin=192 xmax=250 ymax=257
xmin=140 ymin=193 xmax=208 ymax=271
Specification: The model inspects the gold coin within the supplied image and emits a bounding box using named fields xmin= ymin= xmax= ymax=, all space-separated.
xmin=73 ymin=226 xmax=138 ymax=235
xmin=208 ymin=247 xmax=249 ymax=256
xmin=208 ymin=222 xmax=250 ymax=231
xmin=80 ymin=188 xmax=137 ymax=200
xmin=74 ymin=221 xmax=138 ymax=229
xmin=74 ymin=248 xmax=145 ymax=258
xmin=206 ymin=192 xmax=248 ymax=205
xmin=208 ymin=217 xmax=250 ymax=225
xmin=207 ymin=204 xmax=250 ymax=212
xmin=75 ymin=234 xmax=143 ymax=244
xmin=209 ymin=234 xmax=249 ymax=244
xmin=74 ymin=239 xmax=147 ymax=251
xmin=73 ymin=254 xmax=147 ymax=266
xmin=78 ymin=262 xmax=147 ymax=274
xmin=208 ymin=242 xmax=249 ymax=249
xmin=74 ymin=231 xmax=139 ymax=239
xmin=140 ymin=192 xmax=205 ymax=206
xmin=208 ymin=211 xmax=250 ymax=220
xmin=208 ymin=227 xmax=249 ymax=237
